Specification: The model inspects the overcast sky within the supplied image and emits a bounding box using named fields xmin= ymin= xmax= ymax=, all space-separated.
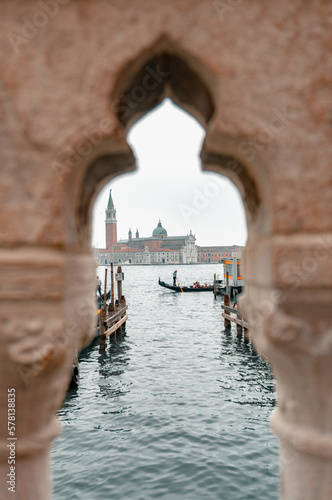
xmin=92 ymin=99 xmax=247 ymax=248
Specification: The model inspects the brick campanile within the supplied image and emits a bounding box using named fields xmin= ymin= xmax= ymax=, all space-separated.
xmin=105 ymin=189 xmax=117 ymax=249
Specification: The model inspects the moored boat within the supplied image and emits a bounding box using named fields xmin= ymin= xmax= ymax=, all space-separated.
xmin=158 ymin=278 xmax=214 ymax=292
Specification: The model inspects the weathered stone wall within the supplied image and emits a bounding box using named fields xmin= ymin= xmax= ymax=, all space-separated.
xmin=0 ymin=1 xmax=331 ymax=498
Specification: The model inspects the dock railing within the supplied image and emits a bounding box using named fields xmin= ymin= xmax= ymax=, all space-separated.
xmin=104 ymin=304 xmax=128 ymax=338
xmin=221 ymin=295 xmax=250 ymax=341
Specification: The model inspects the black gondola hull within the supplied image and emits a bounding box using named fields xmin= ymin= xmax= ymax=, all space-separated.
xmin=158 ymin=278 xmax=214 ymax=292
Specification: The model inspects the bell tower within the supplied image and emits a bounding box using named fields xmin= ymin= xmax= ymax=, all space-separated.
xmin=105 ymin=189 xmax=117 ymax=249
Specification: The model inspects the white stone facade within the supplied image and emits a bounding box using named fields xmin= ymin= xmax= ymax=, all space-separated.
xmin=180 ymin=233 xmax=198 ymax=264
xmin=94 ymin=248 xmax=181 ymax=265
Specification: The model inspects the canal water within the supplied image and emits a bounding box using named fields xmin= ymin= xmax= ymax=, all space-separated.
xmin=52 ymin=264 xmax=279 ymax=500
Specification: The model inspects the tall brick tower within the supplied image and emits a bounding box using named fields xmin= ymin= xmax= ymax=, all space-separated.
xmin=105 ymin=189 xmax=117 ymax=249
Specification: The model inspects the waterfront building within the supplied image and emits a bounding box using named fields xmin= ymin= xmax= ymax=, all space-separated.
xmin=95 ymin=190 xmax=198 ymax=265
xmin=197 ymin=246 xmax=243 ymax=263
xmin=94 ymin=190 xmax=243 ymax=266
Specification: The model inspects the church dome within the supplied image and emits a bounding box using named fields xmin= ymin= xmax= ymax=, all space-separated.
xmin=153 ymin=220 xmax=167 ymax=238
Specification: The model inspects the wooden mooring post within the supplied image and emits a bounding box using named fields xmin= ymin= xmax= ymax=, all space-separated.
xmin=226 ymin=271 xmax=231 ymax=297
xmin=243 ymin=325 xmax=250 ymax=343
xmin=103 ymin=268 xmax=107 ymax=311
xmin=120 ymin=295 xmax=127 ymax=333
xmin=111 ymin=262 xmax=114 ymax=306
xmin=116 ymin=265 xmax=122 ymax=300
xmin=223 ymin=294 xmax=231 ymax=328
xmin=116 ymin=266 xmax=124 ymax=334
xmin=99 ymin=268 xmax=108 ymax=351
xmin=213 ymin=273 xmax=217 ymax=299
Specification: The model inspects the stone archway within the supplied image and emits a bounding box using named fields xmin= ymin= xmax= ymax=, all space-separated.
xmin=71 ymin=37 xmax=265 ymax=252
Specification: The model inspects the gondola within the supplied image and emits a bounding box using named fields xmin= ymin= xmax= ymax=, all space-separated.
xmin=158 ymin=278 xmax=214 ymax=292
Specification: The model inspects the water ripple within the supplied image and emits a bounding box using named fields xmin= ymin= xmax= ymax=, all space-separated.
xmin=52 ymin=265 xmax=279 ymax=500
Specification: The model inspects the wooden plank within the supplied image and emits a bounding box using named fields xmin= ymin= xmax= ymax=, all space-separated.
xmin=99 ymin=307 xmax=107 ymax=350
xmin=105 ymin=305 xmax=128 ymax=325
xmin=222 ymin=312 xmax=250 ymax=329
xmin=221 ymin=304 xmax=242 ymax=316
xmin=106 ymin=305 xmax=127 ymax=323
xmin=105 ymin=314 xmax=128 ymax=337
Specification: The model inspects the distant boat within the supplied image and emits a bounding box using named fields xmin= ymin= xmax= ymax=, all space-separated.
xmin=158 ymin=278 xmax=214 ymax=292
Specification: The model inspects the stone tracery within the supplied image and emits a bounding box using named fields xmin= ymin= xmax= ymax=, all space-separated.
xmin=0 ymin=2 xmax=331 ymax=499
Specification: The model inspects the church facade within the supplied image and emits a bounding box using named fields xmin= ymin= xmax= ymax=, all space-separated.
xmin=94 ymin=190 xmax=243 ymax=265
xmin=94 ymin=190 xmax=198 ymax=265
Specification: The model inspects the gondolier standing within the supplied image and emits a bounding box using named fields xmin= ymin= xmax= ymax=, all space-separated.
xmin=173 ymin=270 xmax=177 ymax=286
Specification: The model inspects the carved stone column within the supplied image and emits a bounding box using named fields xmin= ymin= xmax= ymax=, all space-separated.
xmin=0 ymin=250 xmax=96 ymax=499
xmin=242 ymin=234 xmax=332 ymax=500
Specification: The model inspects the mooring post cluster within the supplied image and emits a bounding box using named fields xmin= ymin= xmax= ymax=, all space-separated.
xmin=98 ymin=264 xmax=128 ymax=351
